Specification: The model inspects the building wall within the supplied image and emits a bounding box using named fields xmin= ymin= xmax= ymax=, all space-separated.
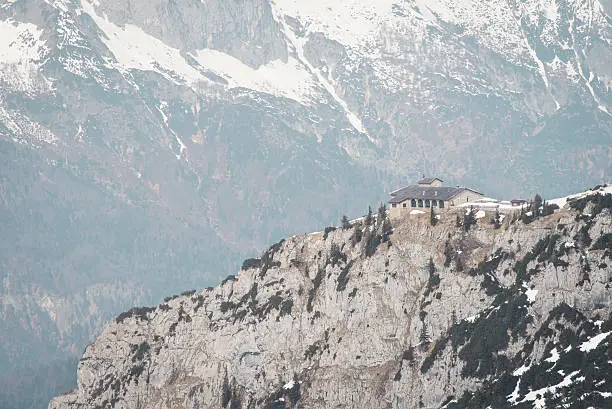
xmin=448 ymin=190 xmax=484 ymax=206
xmin=419 ymin=180 xmax=442 ymax=188
xmin=389 ymin=190 xmax=484 ymax=219
xmin=389 ymin=198 xmax=448 ymax=219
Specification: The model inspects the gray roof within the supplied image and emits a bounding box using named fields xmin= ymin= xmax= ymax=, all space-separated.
xmin=418 ymin=177 xmax=443 ymax=184
xmin=389 ymin=185 xmax=482 ymax=204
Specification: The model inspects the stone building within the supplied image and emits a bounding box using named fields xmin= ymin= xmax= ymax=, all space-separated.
xmin=389 ymin=178 xmax=484 ymax=219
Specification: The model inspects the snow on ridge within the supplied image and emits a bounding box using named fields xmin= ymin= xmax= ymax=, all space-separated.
xmin=81 ymin=0 xmax=318 ymax=104
xmin=190 ymin=49 xmax=317 ymax=104
xmin=0 ymin=19 xmax=52 ymax=93
xmin=548 ymin=184 xmax=612 ymax=208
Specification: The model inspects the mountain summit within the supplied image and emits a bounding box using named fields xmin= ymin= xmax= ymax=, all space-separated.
xmin=49 ymin=188 xmax=611 ymax=409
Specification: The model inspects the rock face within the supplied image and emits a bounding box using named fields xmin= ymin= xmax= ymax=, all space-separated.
xmin=49 ymin=191 xmax=612 ymax=409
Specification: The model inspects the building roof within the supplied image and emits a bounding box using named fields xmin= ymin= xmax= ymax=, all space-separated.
xmin=389 ymin=185 xmax=483 ymax=204
xmin=418 ymin=177 xmax=443 ymax=184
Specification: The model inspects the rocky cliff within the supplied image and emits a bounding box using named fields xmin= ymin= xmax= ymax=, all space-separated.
xmin=49 ymin=188 xmax=612 ymax=409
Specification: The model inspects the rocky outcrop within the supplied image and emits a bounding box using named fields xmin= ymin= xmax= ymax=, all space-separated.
xmin=49 ymin=192 xmax=611 ymax=409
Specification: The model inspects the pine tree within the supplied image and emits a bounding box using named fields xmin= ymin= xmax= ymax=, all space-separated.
xmin=492 ymin=209 xmax=502 ymax=229
xmin=364 ymin=206 xmax=373 ymax=226
xmin=381 ymin=218 xmax=392 ymax=239
xmin=351 ymin=224 xmax=363 ymax=246
xmin=443 ymin=240 xmax=453 ymax=267
xmin=419 ymin=322 xmax=431 ymax=350
xmin=377 ymin=203 xmax=387 ymax=227
xmin=341 ymin=215 xmax=350 ymax=229
xmin=464 ymin=207 xmax=476 ymax=232
xmin=533 ymin=194 xmax=543 ymax=217
xmin=364 ymin=230 xmax=380 ymax=257
xmin=430 ymin=206 xmax=438 ymax=226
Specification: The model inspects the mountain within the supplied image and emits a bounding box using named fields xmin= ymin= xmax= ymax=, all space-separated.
xmin=1 ymin=0 xmax=611 ymax=407
xmin=48 ymin=188 xmax=612 ymax=409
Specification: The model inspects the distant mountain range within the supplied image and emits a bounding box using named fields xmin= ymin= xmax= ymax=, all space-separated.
xmin=0 ymin=0 xmax=610 ymax=407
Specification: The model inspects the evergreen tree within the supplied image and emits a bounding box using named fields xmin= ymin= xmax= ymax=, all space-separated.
xmin=428 ymin=257 xmax=436 ymax=276
xmin=381 ymin=218 xmax=392 ymax=240
xmin=533 ymin=194 xmax=543 ymax=217
xmin=450 ymin=310 xmax=459 ymax=362
xmin=377 ymin=203 xmax=387 ymax=225
xmin=351 ymin=224 xmax=363 ymax=246
xmin=464 ymin=207 xmax=476 ymax=232
xmin=419 ymin=322 xmax=431 ymax=350
xmin=443 ymin=240 xmax=453 ymax=267
xmin=492 ymin=209 xmax=502 ymax=229
xmin=364 ymin=206 xmax=373 ymax=226
xmin=341 ymin=215 xmax=351 ymax=229
xmin=364 ymin=230 xmax=380 ymax=257
xmin=430 ymin=206 xmax=438 ymax=226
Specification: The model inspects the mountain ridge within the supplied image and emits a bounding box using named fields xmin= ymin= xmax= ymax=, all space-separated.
xmin=48 ymin=187 xmax=612 ymax=409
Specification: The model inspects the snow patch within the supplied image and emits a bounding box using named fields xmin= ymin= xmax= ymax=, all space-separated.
xmin=474 ymin=210 xmax=486 ymax=219
xmin=521 ymin=370 xmax=581 ymax=406
xmin=513 ymin=363 xmax=531 ymax=376
xmin=81 ymin=0 xmax=317 ymax=104
xmin=579 ymin=331 xmax=611 ymax=353
xmin=548 ymin=185 xmax=612 ymax=208
xmin=0 ymin=19 xmax=51 ymax=93
xmin=544 ymin=347 xmax=559 ymax=363
xmin=283 ymin=379 xmax=295 ymax=389
xmin=525 ymin=287 xmax=538 ymax=303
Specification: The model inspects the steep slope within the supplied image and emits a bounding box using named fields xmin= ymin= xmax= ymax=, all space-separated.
xmin=1 ymin=0 xmax=611 ymax=406
xmin=49 ymin=189 xmax=612 ymax=409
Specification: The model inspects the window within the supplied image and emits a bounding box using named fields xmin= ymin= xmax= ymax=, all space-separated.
xmin=403 ymin=203 xmax=407 ymax=208
xmin=439 ymin=200 xmax=445 ymax=208
xmin=425 ymin=199 xmax=430 ymax=208
xmin=392 ymin=203 xmax=397 ymax=208
xmin=418 ymin=199 xmax=423 ymax=207
xmin=411 ymin=199 xmax=417 ymax=207
xmin=432 ymin=200 xmax=437 ymax=207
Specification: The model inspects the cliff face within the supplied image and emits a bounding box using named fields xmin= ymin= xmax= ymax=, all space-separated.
xmin=49 ymin=191 xmax=611 ymax=409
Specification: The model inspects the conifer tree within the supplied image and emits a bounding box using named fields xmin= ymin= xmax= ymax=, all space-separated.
xmin=492 ymin=209 xmax=502 ymax=229
xmin=430 ymin=206 xmax=438 ymax=226
xmin=464 ymin=206 xmax=476 ymax=232
xmin=381 ymin=218 xmax=392 ymax=239
xmin=419 ymin=322 xmax=431 ymax=350
xmin=533 ymin=194 xmax=543 ymax=217
xmin=341 ymin=215 xmax=350 ymax=229
xmin=364 ymin=206 xmax=373 ymax=226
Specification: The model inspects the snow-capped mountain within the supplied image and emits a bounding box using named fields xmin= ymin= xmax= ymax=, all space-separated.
xmin=0 ymin=0 xmax=610 ymax=407
xmin=48 ymin=190 xmax=612 ymax=409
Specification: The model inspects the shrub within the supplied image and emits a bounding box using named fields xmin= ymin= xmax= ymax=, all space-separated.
xmin=336 ymin=261 xmax=354 ymax=291
xmin=116 ymin=307 xmax=155 ymax=323
xmin=241 ymin=258 xmax=262 ymax=270
xmin=221 ymin=275 xmax=237 ymax=285
xmin=341 ymin=215 xmax=351 ymax=229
